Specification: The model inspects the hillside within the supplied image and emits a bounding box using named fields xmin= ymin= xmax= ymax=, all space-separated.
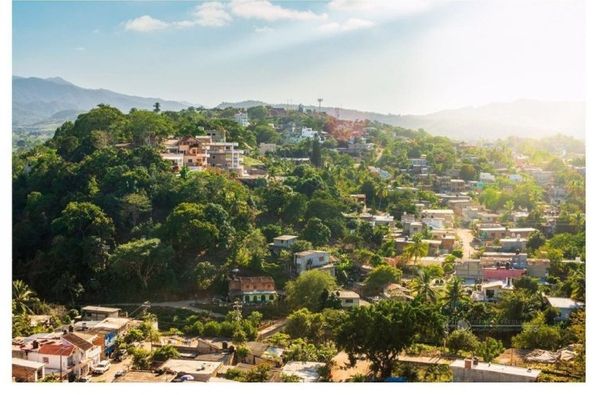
xmin=13 ymin=76 xmax=192 ymax=131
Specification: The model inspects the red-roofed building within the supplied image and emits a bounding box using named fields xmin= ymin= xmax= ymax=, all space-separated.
xmin=21 ymin=341 xmax=75 ymax=379
xmin=483 ymin=268 xmax=526 ymax=281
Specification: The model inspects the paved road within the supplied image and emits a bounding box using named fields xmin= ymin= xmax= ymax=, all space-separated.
xmin=456 ymin=228 xmax=476 ymax=259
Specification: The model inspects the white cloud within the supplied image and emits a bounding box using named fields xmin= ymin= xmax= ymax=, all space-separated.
xmin=328 ymin=0 xmax=433 ymax=15
xmin=193 ymin=2 xmax=232 ymax=27
xmin=254 ymin=26 xmax=274 ymax=33
xmin=124 ymin=15 xmax=170 ymax=32
xmin=320 ymin=17 xmax=374 ymax=33
xmin=231 ymin=0 xmax=327 ymax=22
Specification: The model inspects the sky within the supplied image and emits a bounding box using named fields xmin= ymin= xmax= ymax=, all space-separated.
xmin=13 ymin=0 xmax=585 ymax=115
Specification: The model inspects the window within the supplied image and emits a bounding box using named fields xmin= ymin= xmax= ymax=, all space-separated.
xmin=244 ymin=295 xmax=250 ymax=302
xmin=319 ymin=256 xmax=324 ymax=262
xmin=42 ymin=357 xmax=49 ymax=363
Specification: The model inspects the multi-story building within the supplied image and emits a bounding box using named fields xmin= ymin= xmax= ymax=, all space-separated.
xmin=293 ymin=250 xmax=335 ymax=276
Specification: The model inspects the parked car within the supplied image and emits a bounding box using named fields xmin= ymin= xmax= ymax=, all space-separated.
xmin=75 ymin=376 xmax=91 ymax=382
xmin=92 ymin=360 xmax=111 ymax=375
xmin=114 ymin=370 xmax=126 ymax=378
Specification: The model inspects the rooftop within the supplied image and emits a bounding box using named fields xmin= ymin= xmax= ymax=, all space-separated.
xmin=273 ymin=235 xmax=298 ymax=241
xmin=161 ymin=359 xmax=222 ymax=375
xmin=294 ymin=250 xmax=328 ymax=257
xmin=282 ymin=361 xmax=326 ymax=382
xmin=12 ymin=358 xmax=46 ymax=370
xmin=38 ymin=343 xmax=75 ymax=356
xmin=450 ymin=359 xmax=541 ymax=378
xmin=545 ymin=296 xmax=584 ymax=309
xmin=81 ymin=306 xmax=121 ymax=314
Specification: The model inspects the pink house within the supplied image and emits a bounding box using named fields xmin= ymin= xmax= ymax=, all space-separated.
xmin=483 ymin=268 xmax=526 ymax=281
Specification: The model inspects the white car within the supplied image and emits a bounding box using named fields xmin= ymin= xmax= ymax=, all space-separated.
xmin=92 ymin=360 xmax=111 ymax=375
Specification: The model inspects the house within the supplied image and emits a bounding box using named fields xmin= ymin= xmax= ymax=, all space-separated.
xmin=480 ymin=252 xmax=527 ymax=268
xmin=333 ymin=290 xmax=360 ymax=308
xmin=545 ymin=297 xmax=584 ymax=321
xmin=234 ymin=111 xmax=249 ymax=127
xmin=160 ymin=359 xmax=222 ymax=382
xmin=94 ymin=317 xmax=133 ymax=336
xmin=405 ymin=221 xmax=423 ymax=236
xmin=87 ymin=328 xmax=117 ymax=359
xmin=293 ymin=250 xmax=335 ymax=276
xmin=479 ymin=172 xmax=496 ymax=184
xmin=454 ymin=260 xmax=484 ymax=282
xmin=270 ymin=235 xmax=298 ymax=251
xmin=21 ymin=340 xmax=76 ymax=379
xmin=421 ymin=209 xmax=454 ymax=227
xmin=207 ymin=141 xmax=245 ymax=175
xmin=382 ymin=283 xmax=414 ymax=301
xmin=471 ymin=280 xmax=512 ymax=302
xmin=349 ymin=194 xmax=367 ymax=209
xmin=61 ymin=332 xmax=101 ymax=377
xmin=281 ymin=361 xmax=326 ymax=382
xmin=526 ymin=258 xmax=550 ymax=279
xmin=228 ymin=276 xmax=278 ymax=303
xmin=499 ymin=237 xmax=528 ymax=252
xmin=12 ymin=358 xmax=45 ymax=382
xmin=483 ymin=267 xmax=526 ymax=282
xmin=239 ymin=341 xmax=285 ymax=366
xmin=450 ymin=358 xmax=540 ymax=382
xmin=478 ymin=227 xmax=506 ymax=241
xmin=259 ymin=143 xmax=278 ymax=155
xmin=81 ymin=306 xmax=121 ymax=321
xmin=506 ymin=228 xmax=537 ymax=239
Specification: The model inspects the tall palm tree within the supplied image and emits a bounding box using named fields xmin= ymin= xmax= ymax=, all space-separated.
xmin=403 ymin=233 xmax=428 ymax=265
xmin=442 ymin=277 xmax=468 ymax=315
xmin=12 ymin=280 xmax=41 ymax=315
xmin=412 ymin=270 xmax=437 ymax=303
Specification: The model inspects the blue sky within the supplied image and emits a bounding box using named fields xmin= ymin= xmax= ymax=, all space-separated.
xmin=13 ymin=0 xmax=585 ymax=114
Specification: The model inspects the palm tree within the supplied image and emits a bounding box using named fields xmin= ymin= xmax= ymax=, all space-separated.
xmin=442 ymin=277 xmax=468 ymax=315
xmin=412 ymin=270 xmax=437 ymax=303
xmin=12 ymin=280 xmax=41 ymax=315
xmin=403 ymin=233 xmax=428 ymax=265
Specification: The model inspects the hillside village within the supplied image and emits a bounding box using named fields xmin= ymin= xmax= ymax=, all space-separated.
xmin=12 ymin=103 xmax=585 ymax=383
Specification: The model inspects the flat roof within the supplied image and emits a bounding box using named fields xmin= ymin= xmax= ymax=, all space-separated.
xmin=545 ymin=297 xmax=584 ymax=309
xmin=274 ymin=235 xmax=298 ymax=241
xmin=12 ymin=358 xmax=45 ymax=370
xmin=282 ymin=361 xmax=326 ymax=382
xmin=450 ymin=359 xmax=540 ymax=378
xmin=336 ymin=290 xmax=360 ymax=299
xmin=508 ymin=228 xmax=537 ymax=232
xmin=161 ymin=359 xmax=222 ymax=375
xmin=81 ymin=306 xmax=121 ymax=314
xmin=295 ymin=250 xmax=328 ymax=257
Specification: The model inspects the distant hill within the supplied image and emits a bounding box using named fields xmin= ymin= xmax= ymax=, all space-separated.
xmin=13 ymin=76 xmax=584 ymax=141
xmin=217 ymin=99 xmax=585 ymax=141
xmin=13 ymin=76 xmax=192 ymax=132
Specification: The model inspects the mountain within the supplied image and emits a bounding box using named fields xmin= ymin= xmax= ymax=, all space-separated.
xmin=217 ymin=99 xmax=585 ymax=141
xmin=396 ymin=100 xmax=585 ymax=141
xmin=13 ymin=76 xmax=192 ymax=132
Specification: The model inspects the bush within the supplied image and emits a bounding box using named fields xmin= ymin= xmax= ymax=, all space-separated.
xmin=476 ymin=337 xmax=505 ymax=362
xmin=152 ymin=345 xmax=180 ymax=361
xmin=447 ymin=329 xmax=480 ymax=354
xmin=203 ymin=321 xmax=221 ymax=337
xmin=512 ymin=314 xmax=563 ymax=350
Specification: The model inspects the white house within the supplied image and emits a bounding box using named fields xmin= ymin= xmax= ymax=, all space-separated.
xmin=271 ymin=235 xmax=298 ymax=249
xmin=282 ymin=361 xmax=326 ymax=382
xmin=334 ymin=290 xmax=360 ymax=309
xmin=545 ymin=296 xmax=584 ymax=321
xmin=479 ymin=173 xmax=496 ymax=183
xmin=293 ymin=250 xmax=335 ymax=276
xmin=234 ymin=111 xmax=249 ymax=127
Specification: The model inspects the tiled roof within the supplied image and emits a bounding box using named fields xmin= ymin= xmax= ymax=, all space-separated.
xmin=38 ymin=343 xmax=75 ymax=356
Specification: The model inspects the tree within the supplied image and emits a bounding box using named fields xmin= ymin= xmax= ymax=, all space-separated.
xmin=335 ymin=300 xmax=444 ymax=379
xmin=12 ymin=280 xmax=41 ymax=315
xmin=403 ymin=234 xmax=428 ymax=265
xmin=476 ymin=337 xmax=504 ymax=362
xmin=152 ymin=345 xmax=180 ymax=361
xmin=442 ymin=277 xmax=468 ymax=316
xmin=513 ymin=276 xmax=539 ymax=293
xmin=412 ymin=270 xmax=437 ymax=304
xmin=302 ymin=218 xmax=331 ymax=246
xmin=512 ymin=313 xmax=563 ymax=350
xmin=526 ymin=230 xmax=546 ymax=252
xmin=364 ymin=265 xmax=401 ymax=296
xmin=110 ymin=238 xmax=173 ymax=289
xmin=285 ymin=271 xmax=337 ymax=311
xmin=310 ymin=136 xmax=322 ymax=167
xmin=447 ymin=329 xmax=480 ymax=354
xmin=459 ymin=164 xmax=477 ymax=181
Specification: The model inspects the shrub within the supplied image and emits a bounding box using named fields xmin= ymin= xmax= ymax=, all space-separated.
xmin=447 ymin=329 xmax=480 ymax=354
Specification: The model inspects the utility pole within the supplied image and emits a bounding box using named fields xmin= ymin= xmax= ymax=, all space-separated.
xmin=317 ymin=98 xmax=323 ymax=113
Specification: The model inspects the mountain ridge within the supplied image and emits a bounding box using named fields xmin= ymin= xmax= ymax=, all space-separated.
xmin=13 ymin=76 xmax=585 ymax=141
